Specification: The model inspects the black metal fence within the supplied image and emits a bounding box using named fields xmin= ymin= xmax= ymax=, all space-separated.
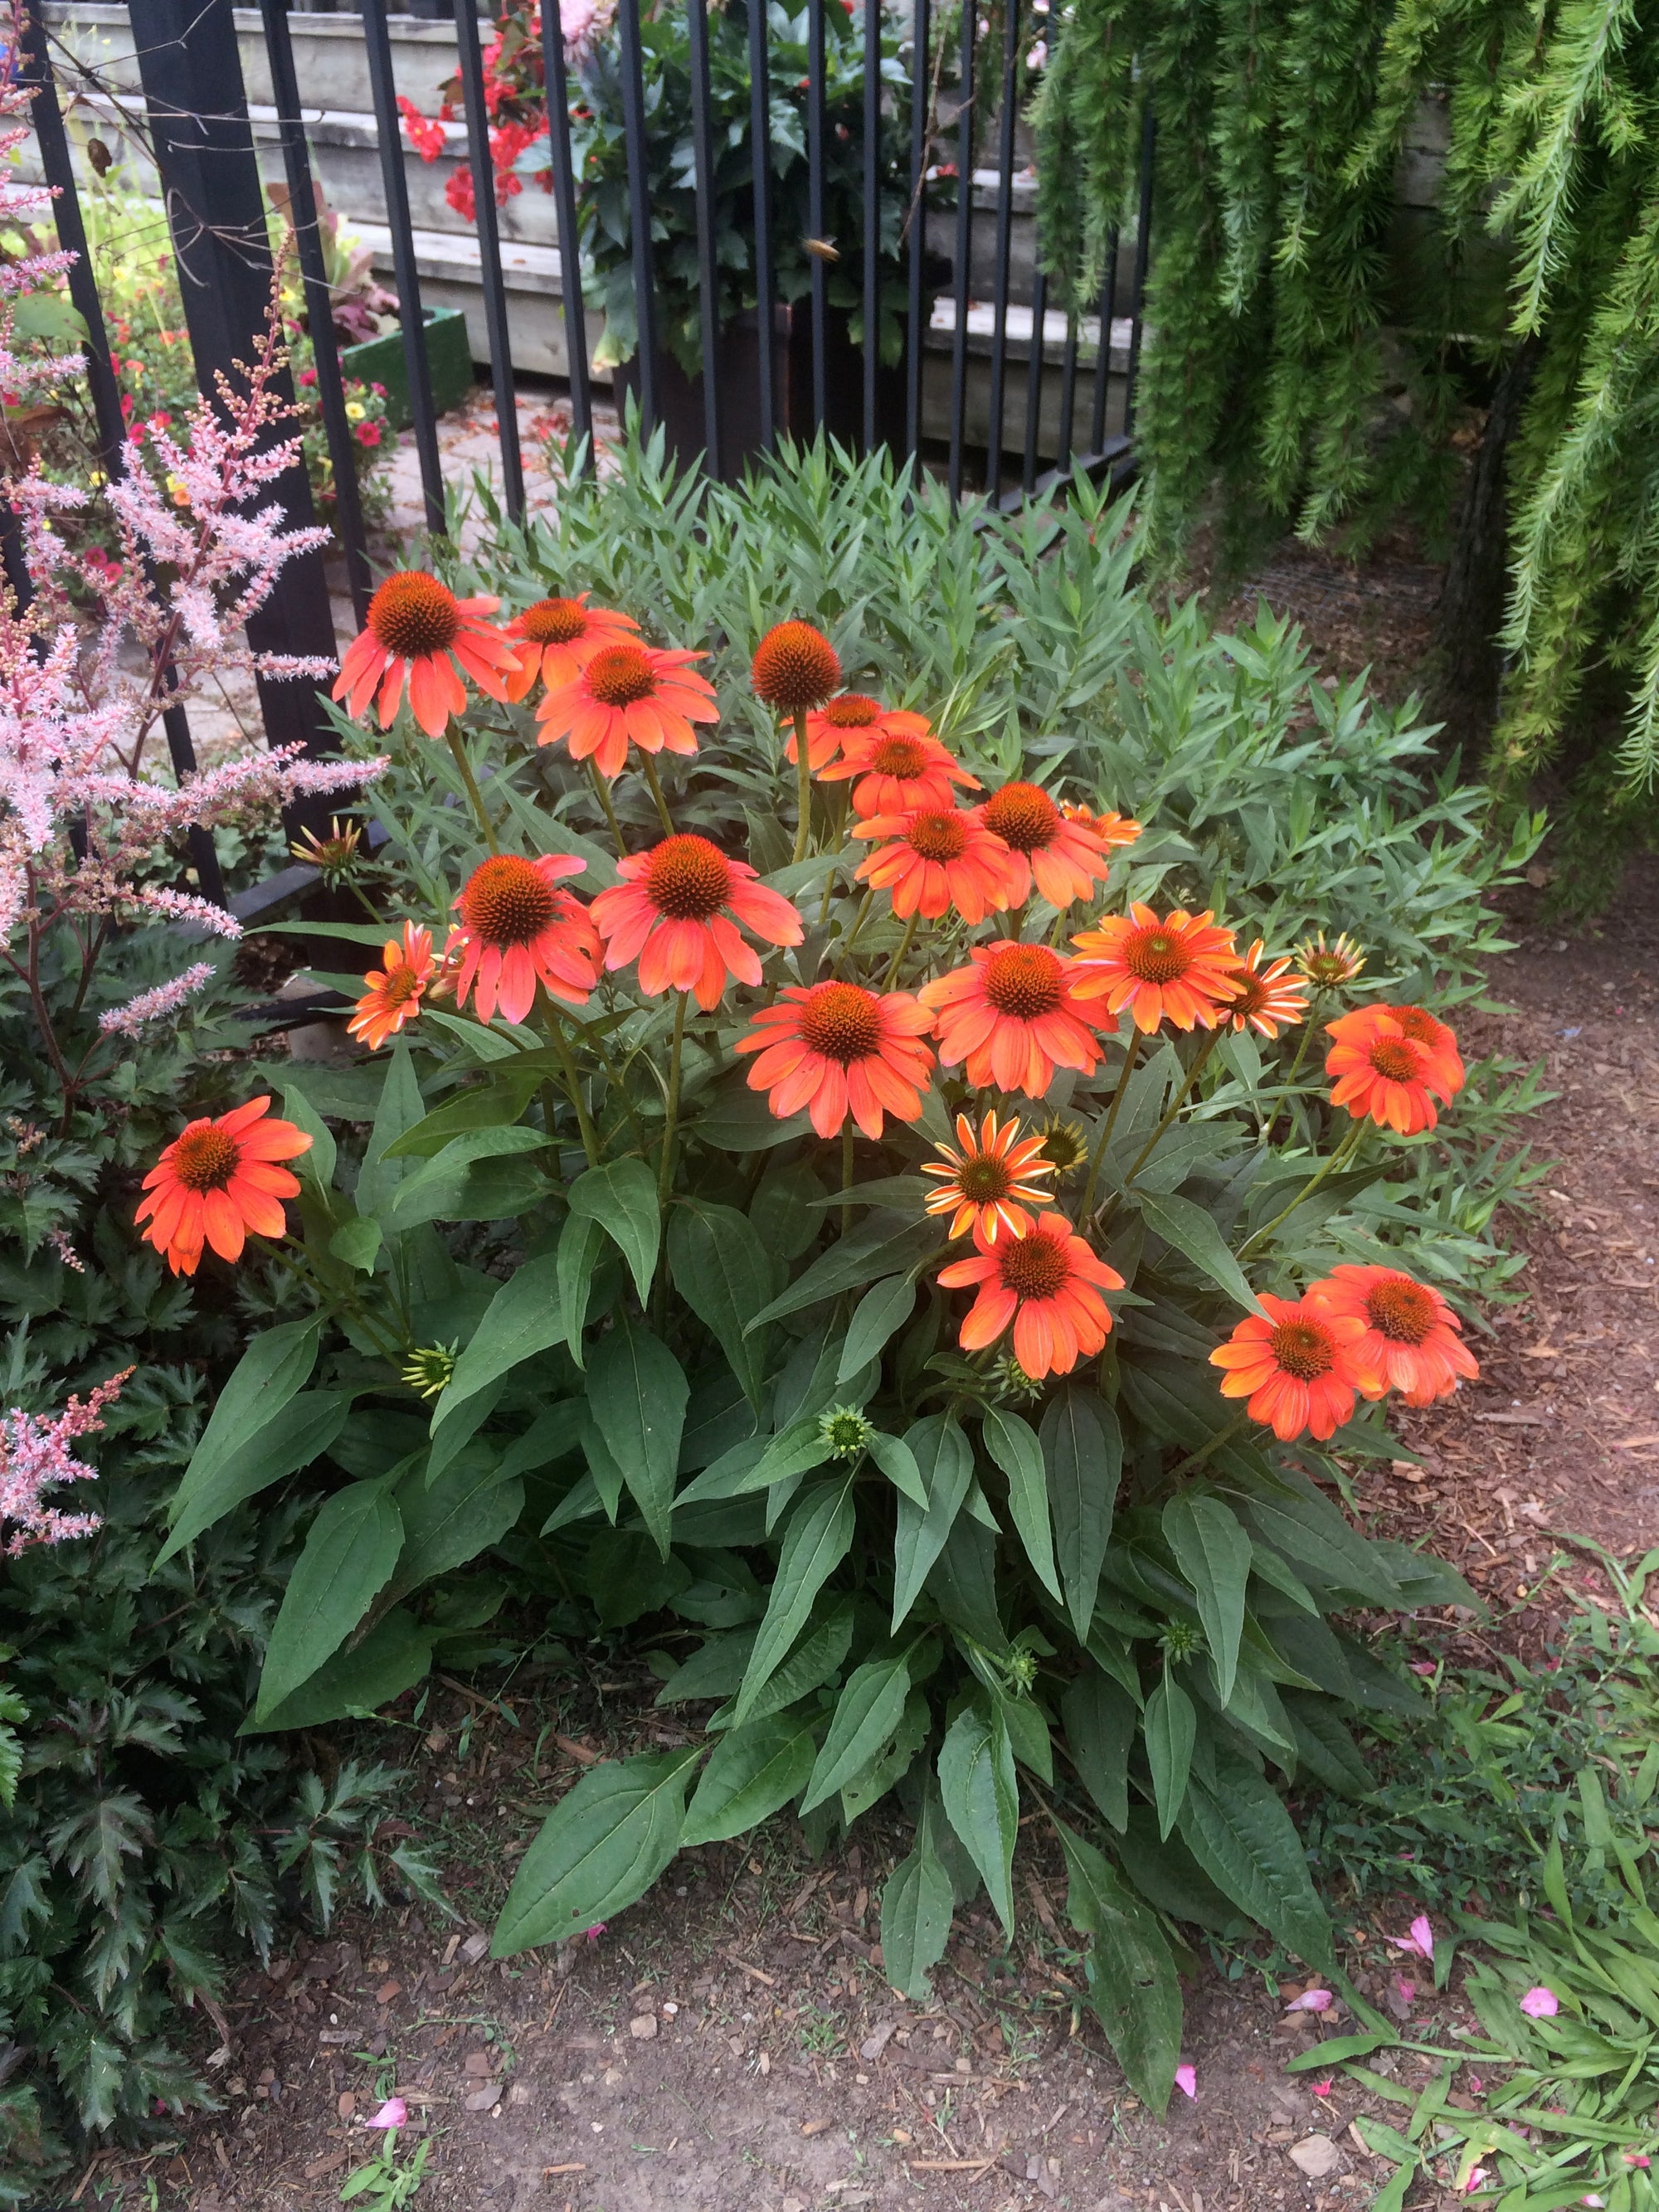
xmin=19 ymin=0 xmax=1154 ymax=929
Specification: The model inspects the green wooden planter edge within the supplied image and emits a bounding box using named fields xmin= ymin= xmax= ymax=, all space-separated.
xmin=341 ymin=307 xmax=474 ymax=432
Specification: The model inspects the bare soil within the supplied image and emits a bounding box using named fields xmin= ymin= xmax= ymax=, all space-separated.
xmin=70 ymin=537 xmax=1659 ymax=2212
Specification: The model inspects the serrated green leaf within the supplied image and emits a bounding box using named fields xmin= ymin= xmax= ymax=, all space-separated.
xmin=387 ymin=1126 xmax=551 ymax=1229
xmin=839 ymin=1275 xmax=917 ymax=1383
xmin=492 ymin=1748 xmax=699 ymax=1956
xmin=747 ymin=1218 xmax=940 ymax=1332
xmin=1145 ymin=1669 xmax=1195 ymax=1840
xmin=256 ymin=1480 xmax=404 ymax=1719
xmin=733 ymin=1475 xmax=857 ymax=1723
xmin=669 ymin=1200 xmax=774 ymax=1406
xmin=868 ymin=1429 xmax=927 ymax=1507
xmin=387 ymin=1448 xmax=523 ymax=1601
xmin=681 ymin=1715 xmax=817 ymax=1845
xmin=1039 ymin=1388 xmax=1121 ymax=1641
xmin=585 ymin=1317 xmax=688 ymax=1558
xmin=431 ymin=1251 xmax=565 ymax=1437
xmin=1061 ymin=1667 xmax=1137 ymax=1833
xmin=557 ymin=1212 xmax=606 ymax=1369
xmin=168 ymin=1320 xmax=318 ymax=1538
xmin=1136 ymin=1189 xmax=1263 ymax=1311
xmin=1163 ymin=1493 xmax=1253 ymax=1705
xmin=1056 ymin=1819 xmax=1182 ymax=2112
xmin=891 ymin=1416 xmax=974 ymax=1631
xmin=982 ymin=1406 xmax=1061 ymax=1602
xmin=1176 ymin=1751 xmax=1332 ymax=1967
xmin=879 ymin=1803 xmax=956 ymax=2003
xmin=937 ymin=1699 xmax=1019 ymax=1937
xmin=569 ymin=1158 xmax=660 ymax=1305
xmin=801 ymin=1649 xmax=915 ymax=1812
xmin=161 ymin=1388 xmax=348 ymax=1562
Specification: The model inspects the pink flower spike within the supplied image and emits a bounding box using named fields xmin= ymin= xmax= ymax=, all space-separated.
xmin=1173 ymin=2063 xmax=1197 ymax=2100
xmin=366 ymin=2098 xmax=406 ymax=2130
xmin=1519 ymin=1985 xmax=1559 ymax=2018
xmin=1283 ymin=1989 xmax=1333 ymax=2014
xmin=1311 ymin=2078 xmax=1333 ymax=2099
xmin=1389 ymin=1914 xmax=1435 ymax=1962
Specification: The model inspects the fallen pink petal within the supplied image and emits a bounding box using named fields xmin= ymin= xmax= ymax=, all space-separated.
xmin=1460 ymin=2169 xmax=1487 ymax=2195
xmin=1394 ymin=1974 xmax=1416 ymax=2007
xmin=1624 ymin=2155 xmax=1652 ymax=2169
xmin=1174 ymin=2063 xmax=1197 ymax=2099
xmin=1520 ymin=1985 xmax=1559 ymax=2018
xmin=1311 ymin=2078 xmax=1333 ymax=2098
xmin=365 ymin=2098 xmax=407 ymax=2130
xmin=1284 ymin=1988 xmax=1334 ymax=2013
xmin=585 ymin=1923 xmax=607 ymax=1941
xmin=1408 ymin=1659 xmax=1436 ymax=1675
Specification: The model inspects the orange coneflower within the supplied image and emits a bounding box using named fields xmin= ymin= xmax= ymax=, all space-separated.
xmin=1070 ymin=904 xmax=1241 ymax=1033
xmin=1326 ymin=1003 xmax=1464 ymax=1100
xmin=790 ymin=693 xmax=932 ymax=774
xmin=1208 ymin=1292 xmax=1366 ymax=1442
xmin=348 ymin=921 xmax=438 ymax=1050
xmin=591 ymin=833 xmax=803 ymax=1010
xmin=535 ymin=640 xmax=718 ymax=778
xmin=1306 ymin=1264 xmax=1479 ymax=1407
xmin=922 ymin=1109 xmax=1058 ymax=1245
xmin=450 ymin=852 xmax=599 ymax=1025
xmin=1324 ymin=1011 xmax=1457 ymax=1135
xmin=920 ymin=943 xmax=1102 ymax=1097
xmin=1296 ymin=931 xmax=1366 ymax=989
xmin=736 ymin=980 xmax=934 ymax=1138
xmin=974 ymin=782 xmax=1117 ymax=909
xmin=938 ymin=1213 xmax=1122 ymax=1380
xmin=333 ymin=571 xmax=517 ymax=737
xmin=1059 ymin=800 xmax=1142 ymax=851
xmin=503 ymin=594 xmax=641 ymax=701
xmin=751 ymin=620 xmax=841 ymax=713
xmin=851 ymin=806 xmax=1017 ymax=924
xmin=1224 ymin=941 xmax=1309 ymax=1039
xmin=136 ymin=1096 xmax=312 ymax=1276
xmin=821 ymin=724 xmax=980 ymax=818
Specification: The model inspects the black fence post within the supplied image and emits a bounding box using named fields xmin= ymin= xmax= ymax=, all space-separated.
xmin=545 ymin=0 xmax=594 ymax=462
xmin=616 ymin=0 xmax=659 ymax=436
xmin=747 ymin=0 xmax=776 ymax=450
xmin=453 ymin=0 xmax=525 ymax=521
xmin=123 ymin=0 xmax=340 ymax=834
xmin=685 ymin=0 xmax=723 ymax=477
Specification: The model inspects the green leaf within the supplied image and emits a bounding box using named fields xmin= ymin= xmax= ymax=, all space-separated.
xmin=1145 ymin=1669 xmax=1196 ymax=1840
xmin=1061 ymin=1667 xmax=1137 ymax=1833
xmin=159 ymin=1388 xmax=349 ymax=1562
xmin=801 ymin=1649 xmax=915 ymax=1813
xmin=1039 ymin=1388 xmax=1121 ymax=1641
xmin=492 ymin=1747 xmax=699 ymax=1957
xmin=867 ymin=1429 xmax=927 ymax=1508
xmin=746 ymin=1217 xmax=940 ymax=1332
xmin=278 ymin=1077 xmax=337 ymax=1194
xmin=557 ymin=1212 xmax=606 ymax=1369
xmin=1176 ymin=1751 xmax=1332 ymax=1967
xmin=880 ymin=1806 xmax=956 ymax=2001
xmin=676 ymin=1417 xmax=830 ymax=1505
xmin=168 ymin=1320 xmax=319 ymax=1536
xmin=1283 ymin=1694 xmax=1377 ymax=1799
xmin=668 ymin=1200 xmax=774 ymax=1407
xmin=983 ymin=1407 xmax=1061 ymax=1603
xmin=355 ymin=1042 xmax=426 ymax=1218
xmin=713 ymin=1600 xmax=854 ymax=1728
xmin=431 ymin=1251 xmax=565 ymax=1437
xmin=244 ymin=1608 xmax=433 ymax=1733
xmin=1241 ymin=1488 xmax=1404 ymax=1606
xmin=891 ymin=1416 xmax=974 ymax=1631
xmin=838 ymin=1276 xmax=917 ymax=1383
xmin=1056 ymin=1819 xmax=1183 ymax=2113
xmin=1163 ymin=1493 xmax=1253 ymax=1705
xmin=388 ymin=1449 xmax=523 ymax=1600
xmin=937 ymin=1699 xmax=1019 ymax=1937
xmin=569 ymin=1158 xmax=661 ymax=1306
xmin=585 ymin=1317 xmax=688 ymax=1558
xmin=256 ymin=1480 xmax=404 ymax=1720
xmin=680 ymin=1716 xmax=817 ymax=1845
xmin=1136 ymin=1190 xmax=1263 ymax=1312
xmin=328 ymin=1218 xmax=382 ymax=1273
xmin=733 ymin=1474 xmax=857 ymax=1723
xmin=387 ymin=1126 xmax=552 ymax=1229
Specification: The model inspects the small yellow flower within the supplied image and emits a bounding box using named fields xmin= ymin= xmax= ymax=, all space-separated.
xmin=88 ymin=468 xmax=105 ymax=487
xmin=164 ymin=473 xmax=189 ymax=508
xmin=346 ymin=400 xmax=366 ymax=422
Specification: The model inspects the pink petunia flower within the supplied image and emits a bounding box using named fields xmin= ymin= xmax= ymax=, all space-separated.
xmin=1519 ymin=1986 xmax=1559 ymax=2018
xmin=1174 ymin=2063 xmax=1197 ymax=2099
xmin=366 ymin=2098 xmax=407 ymax=2129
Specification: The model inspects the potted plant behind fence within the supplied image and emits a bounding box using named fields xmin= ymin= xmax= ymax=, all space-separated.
xmin=411 ymin=0 xmax=946 ymax=469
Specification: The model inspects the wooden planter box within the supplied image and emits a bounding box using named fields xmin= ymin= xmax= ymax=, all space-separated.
xmin=342 ymin=306 xmax=474 ymax=432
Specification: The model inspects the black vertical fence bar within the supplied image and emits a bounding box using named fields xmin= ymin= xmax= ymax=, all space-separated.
xmin=983 ymin=0 xmax=1020 ymax=500
xmin=1123 ymin=100 xmax=1155 ymax=436
xmin=1088 ymin=226 xmax=1118 ymax=455
xmin=806 ymin=0 xmax=827 ymax=430
xmin=902 ymin=0 xmax=928 ymax=460
xmin=1020 ymin=264 xmax=1046 ymax=496
xmin=1057 ymin=307 xmax=1079 ymax=470
xmin=946 ymin=2 xmax=973 ymax=503
xmin=860 ymin=0 xmax=879 ymax=452
xmin=360 ymin=0 xmax=445 ymax=531
xmin=259 ymin=0 xmax=372 ymax=623
xmin=685 ymin=0 xmax=723 ymax=476
xmin=126 ymin=0 xmax=340 ymax=876
xmin=544 ymin=0 xmax=593 ymax=459
xmin=454 ymin=0 xmax=525 ymax=520
xmin=616 ymin=0 xmax=658 ymax=435
xmin=747 ymin=0 xmax=776 ymax=449
xmin=20 ymin=7 xmax=124 ymax=475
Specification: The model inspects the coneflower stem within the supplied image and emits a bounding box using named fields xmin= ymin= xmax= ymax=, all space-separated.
xmin=1078 ymin=1028 xmax=1140 ymax=1219
xmin=659 ymin=989 xmax=688 ymax=1209
xmin=640 ymin=753 xmax=674 ymax=835
xmin=445 ymin=722 xmax=499 ymax=852
xmin=837 ymin=887 xmax=875 ymax=971
xmin=1235 ymin=1115 xmax=1365 ymax=1262
xmin=883 ymin=912 xmax=918 ymax=989
xmin=1117 ymin=1028 xmax=1222 ymax=1191
xmin=589 ymin=762 xmax=629 ymax=858
xmin=542 ymin=1001 xmax=600 ymax=1169
xmin=841 ymin=1121 xmax=854 ymax=1232
xmin=791 ymin=707 xmax=813 ymax=863
xmin=1261 ymin=994 xmax=1323 ymax=1144
xmin=1163 ymin=1412 xmax=1251 ymax=1486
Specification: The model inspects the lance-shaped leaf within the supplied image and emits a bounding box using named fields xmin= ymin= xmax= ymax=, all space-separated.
xmin=1039 ymin=1388 xmax=1121 ymax=1641
xmin=585 ymin=1317 xmax=688 ymax=1558
xmin=681 ymin=1715 xmax=817 ymax=1845
xmin=493 ymin=1747 xmax=700 ymax=1956
xmin=1176 ymin=1751 xmax=1333 ymax=1968
xmin=1163 ymin=1492 xmax=1253 ymax=1705
xmin=1136 ymin=1189 xmax=1263 ymax=1312
xmin=168 ymin=1319 xmax=318 ymax=1541
xmin=431 ymin=1250 xmax=564 ymax=1438
xmin=1056 ymin=1820 xmax=1182 ymax=2112
xmin=839 ymin=1275 xmax=917 ymax=1383
xmin=668 ymin=1201 xmax=774 ymax=1407
xmin=982 ymin=1406 xmax=1061 ymax=1602
xmin=732 ymin=1475 xmax=857 ymax=1723
xmin=568 ymin=1156 xmax=661 ymax=1305
xmin=256 ymin=1480 xmax=404 ymax=1720
xmin=160 ymin=1388 xmax=348 ymax=1562
xmin=937 ymin=1699 xmax=1019 ymax=1937
xmin=801 ymin=1647 xmax=916 ymax=1812
xmin=891 ymin=1417 xmax=973 ymax=1631
xmin=880 ymin=1792 xmax=956 ymax=2002
xmin=1145 ymin=1667 xmax=1195 ymax=1840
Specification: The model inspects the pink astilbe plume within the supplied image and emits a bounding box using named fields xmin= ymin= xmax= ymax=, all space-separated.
xmin=99 ymin=961 xmax=216 ymax=1035
xmin=1 ymin=1368 xmax=129 ymax=1554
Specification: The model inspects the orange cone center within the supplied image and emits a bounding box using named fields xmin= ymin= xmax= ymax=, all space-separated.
xmin=982 ymin=944 xmax=1067 ymax=1020
xmin=461 ymin=854 xmax=560 ymax=946
xmin=999 ymin=1232 xmax=1068 ymax=1300
xmin=905 ymin=810 xmax=969 ymax=863
xmin=170 ymin=1125 xmax=241 ymax=1193
xmin=367 ymin=571 xmax=461 ymax=658
xmin=643 ymin=834 xmax=734 ymax=921
xmin=1365 ymin=1277 xmax=1438 ymax=1344
xmin=981 ymin=781 xmax=1061 ymax=853
xmin=584 ymin=644 xmax=658 ymax=707
xmin=521 ymin=596 xmax=590 ymax=644
xmin=797 ymin=981 xmax=884 ymax=1064
xmin=1270 ymin=1319 xmax=1335 ymax=1381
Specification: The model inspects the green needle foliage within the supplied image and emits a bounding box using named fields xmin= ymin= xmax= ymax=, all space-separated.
xmin=1032 ymin=0 xmax=1659 ymax=893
